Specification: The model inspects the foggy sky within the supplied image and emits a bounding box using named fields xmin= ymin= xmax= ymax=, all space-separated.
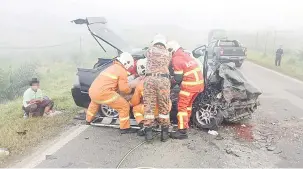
xmin=1 ymin=0 xmax=303 ymax=31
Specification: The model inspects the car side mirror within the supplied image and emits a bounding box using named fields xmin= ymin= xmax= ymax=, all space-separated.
xmin=192 ymin=45 xmax=207 ymax=58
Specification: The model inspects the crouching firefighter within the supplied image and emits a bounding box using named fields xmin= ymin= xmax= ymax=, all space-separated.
xmin=143 ymin=34 xmax=172 ymax=142
xmin=86 ymin=52 xmax=138 ymax=134
xmin=167 ymin=40 xmax=205 ymax=139
xmin=130 ymin=58 xmax=172 ymax=136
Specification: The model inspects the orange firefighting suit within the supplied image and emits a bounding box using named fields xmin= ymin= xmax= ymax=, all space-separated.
xmin=86 ymin=61 xmax=132 ymax=129
xmin=130 ymin=78 xmax=172 ymax=124
xmin=172 ymin=48 xmax=204 ymax=129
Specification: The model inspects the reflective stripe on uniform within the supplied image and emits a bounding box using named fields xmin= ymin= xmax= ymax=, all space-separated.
xmin=193 ymin=71 xmax=199 ymax=81
xmin=181 ymin=67 xmax=204 ymax=86
xmin=182 ymin=80 xmax=204 ymax=86
xmin=177 ymin=112 xmax=187 ymax=129
xmin=86 ymin=110 xmax=95 ymax=117
xmin=101 ymin=72 xmax=118 ymax=79
xmin=177 ymin=112 xmax=188 ymax=117
xmin=119 ymin=116 xmax=130 ymax=121
xmin=145 ymin=114 xmax=155 ymax=119
xmin=187 ymin=107 xmax=192 ymax=111
xmin=183 ymin=67 xmax=201 ymax=76
xmin=141 ymin=91 xmax=143 ymax=96
xmin=159 ymin=114 xmax=170 ymax=119
xmin=94 ymin=94 xmax=119 ymax=104
xmin=134 ymin=112 xmax=143 ymax=118
xmin=179 ymin=90 xmax=190 ymax=96
xmin=174 ymin=70 xmax=184 ymax=74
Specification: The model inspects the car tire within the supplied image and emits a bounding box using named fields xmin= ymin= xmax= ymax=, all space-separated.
xmin=192 ymin=103 xmax=224 ymax=130
xmin=99 ymin=104 xmax=119 ymax=118
xmin=235 ymin=61 xmax=243 ymax=68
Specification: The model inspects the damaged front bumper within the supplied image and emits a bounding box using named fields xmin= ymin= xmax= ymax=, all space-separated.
xmin=222 ymin=99 xmax=260 ymax=122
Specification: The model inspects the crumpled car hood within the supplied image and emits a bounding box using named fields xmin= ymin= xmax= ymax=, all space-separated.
xmin=217 ymin=64 xmax=262 ymax=103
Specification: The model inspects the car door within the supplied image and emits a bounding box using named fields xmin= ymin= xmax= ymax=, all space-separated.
xmin=207 ymin=41 xmax=216 ymax=58
xmin=192 ymin=45 xmax=208 ymax=85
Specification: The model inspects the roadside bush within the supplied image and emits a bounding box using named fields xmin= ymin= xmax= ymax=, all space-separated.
xmin=0 ymin=62 xmax=39 ymax=103
xmin=286 ymin=57 xmax=297 ymax=65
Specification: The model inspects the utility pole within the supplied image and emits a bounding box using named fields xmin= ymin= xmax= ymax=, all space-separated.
xmin=255 ymin=31 xmax=259 ymax=50
xmin=273 ymin=30 xmax=277 ymax=56
xmin=264 ymin=32 xmax=269 ymax=56
xmin=80 ymin=36 xmax=82 ymax=55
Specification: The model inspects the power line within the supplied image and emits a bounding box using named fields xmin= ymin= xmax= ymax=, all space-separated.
xmin=0 ymin=39 xmax=79 ymax=50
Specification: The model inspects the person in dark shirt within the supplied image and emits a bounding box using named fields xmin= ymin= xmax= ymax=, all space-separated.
xmin=275 ymin=45 xmax=284 ymax=66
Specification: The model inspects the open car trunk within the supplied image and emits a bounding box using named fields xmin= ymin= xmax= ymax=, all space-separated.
xmin=78 ymin=59 xmax=113 ymax=92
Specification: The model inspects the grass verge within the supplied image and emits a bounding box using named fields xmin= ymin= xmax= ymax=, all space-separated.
xmin=0 ymin=61 xmax=81 ymax=167
xmin=247 ymin=51 xmax=303 ymax=81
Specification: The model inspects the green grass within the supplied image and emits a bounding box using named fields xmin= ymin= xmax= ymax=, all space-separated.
xmin=0 ymin=61 xmax=81 ymax=167
xmin=247 ymin=51 xmax=303 ymax=81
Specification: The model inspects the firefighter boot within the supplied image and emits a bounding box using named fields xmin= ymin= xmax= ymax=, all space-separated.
xmin=120 ymin=128 xmax=138 ymax=134
xmin=145 ymin=127 xmax=153 ymax=142
xmin=160 ymin=126 xmax=169 ymax=142
xmin=170 ymin=129 xmax=188 ymax=139
xmin=137 ymin=123 xmax=145 ymax=136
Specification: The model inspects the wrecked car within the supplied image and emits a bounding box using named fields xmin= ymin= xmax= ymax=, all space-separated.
xmin=71 ymin=17 xmax=262 ymax=130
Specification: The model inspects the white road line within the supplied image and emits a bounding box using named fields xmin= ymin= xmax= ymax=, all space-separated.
xmin=248 ymin=61 xmax=303 ymax=85
xmin=12 ymin=125 xmax=89 ymax=168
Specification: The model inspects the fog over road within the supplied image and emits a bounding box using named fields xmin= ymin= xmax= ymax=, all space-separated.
xmin=15 ymin=61 xmax=303 ymax=168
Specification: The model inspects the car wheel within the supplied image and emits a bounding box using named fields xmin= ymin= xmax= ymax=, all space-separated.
xmin=235 ymin=61 xmax=243 ymax=68
xmin=100 ymin=104 xmax=119 ymax=118
xmin=192 ymin=103 xmax=223 ymax=129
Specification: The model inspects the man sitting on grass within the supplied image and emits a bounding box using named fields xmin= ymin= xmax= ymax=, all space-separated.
xmin=22 ymin=78 xmax=54 ymax=118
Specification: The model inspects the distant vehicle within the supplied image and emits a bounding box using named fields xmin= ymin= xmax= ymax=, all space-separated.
xmin=207 ymin=39 xmax=247 ymax=68
xmin=208 ymin=29 xmax=227 ymax=44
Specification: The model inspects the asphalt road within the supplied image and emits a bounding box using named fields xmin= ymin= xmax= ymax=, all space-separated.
xmin=16 ymin=61 xmax=303 ymax=168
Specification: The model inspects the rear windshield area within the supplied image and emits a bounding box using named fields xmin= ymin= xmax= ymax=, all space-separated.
xmin=218 ymin=40 xmax=239 ymax=47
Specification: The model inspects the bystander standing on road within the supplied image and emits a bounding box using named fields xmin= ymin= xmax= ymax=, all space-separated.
xmin=275 ymin=45 xmax=284 ymax=66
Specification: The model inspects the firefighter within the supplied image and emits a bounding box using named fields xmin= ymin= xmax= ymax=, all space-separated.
xmin=130 ymin=58 xmax=172 ymax=136
xmin=167 ymin=40 xmax=204 ymax=139
xmin=86 ymin=52 xmax=139 ymax=134
xmin=143 ymin=34 xmax=172 ymax=142
xmin=184 ymin=49 xmax=203 ymax=69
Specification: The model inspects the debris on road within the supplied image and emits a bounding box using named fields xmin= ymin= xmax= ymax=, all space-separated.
xmin=0 ymin=148 xmax=10 ymax=157
xmin=215 ymin=134 xmax=224 ymax=140
xmin=273 ymin=150 xmax=282 ymax=154
xmin=186 ymin=143 xmax=196 ymax=150
xmin=225 ymin=148 xmax=240 ymax=157
xmin=85 ymin=137 xmax=89 ymax=140
xmin=266 ymin=146 xmax=276 ymax=151
xmin=45 ymin=155 xmax=57 ymax=160
xmin=208 ymin=130 xmax=218 ymax=136
xmin=16 ymin=130 xmax=28 ymax=136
